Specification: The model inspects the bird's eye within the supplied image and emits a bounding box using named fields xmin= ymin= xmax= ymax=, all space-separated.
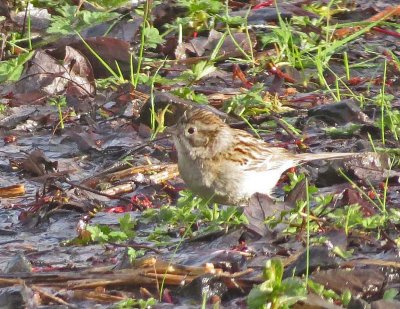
xmin=187 ymin=127 xmax=195 ymax=134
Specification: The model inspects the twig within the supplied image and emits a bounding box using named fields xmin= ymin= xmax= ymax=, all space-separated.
xmin=31 ymin=285 xmax=77 ymax=309
xmin=269 ymin=115 xmax=299 ymax=140
xmin=63 ymin=179 xmax=132 ymax=203
xmin=108 ymin=241 xmax=162 ymax=254
xmin=80 ymin=135 xmax=171 ymax=185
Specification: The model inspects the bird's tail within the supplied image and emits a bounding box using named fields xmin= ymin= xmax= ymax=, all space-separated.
xmin=293 ymin=152 xmax=357 ymax=162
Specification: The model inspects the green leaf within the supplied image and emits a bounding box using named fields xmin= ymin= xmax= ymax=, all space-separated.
xmin=108 ymin=231 xmax=129 ymax=241
xmin=127 ymin=247 xmax=145 ymax=263
xmin=264 ymin=259 xmax=283 ymax=286
xmin=87 ymin=225 xmax=111 ymax=242
xmin=0 ymin=51 xmax=34 ymax=83
xmin=143 ymin=27 xmax=164 ymax=49
xmin=278 ymin=278 xmax=307 ymax=305
xmin=49 ymin=96 xmax=67 ymax=108
xmin=115 ymin=296 xmax=157 ymax=309
xmin=178 ymin=0 xmax=224 ymax=15
xmin=341 ymin=290 xmax=352 ymax=306
xmin=247 ymin=284 xmax=269 ymax=309
xmin=248 ymin=259 xmax=306 ymax=309
xmin=119 ymin=213 xmax=135 ymax=238
xmin=172 ymin=87 xmax=209 ymax=104
xmin=224 ymin=83 xmax=273 ymax=117
xmin=192 ymin=61 xmax=216 ymax=80
xmin=86 ymin=0 xmax=131 ymax=10
xmin=332 ymin=246 xmax=353 ymax=259
xmin=219 ymin=14 xmax=247 ymax=26
xmin=47 ymin=4 xmax=119 ymax=35
xmin=383 ymin=288 xmax=399 ymax=300
xmin=307 ymin=280 xmax=325 ymax=295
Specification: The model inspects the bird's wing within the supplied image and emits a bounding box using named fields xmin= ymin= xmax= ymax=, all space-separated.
xmin=224 ymin=136 xmax=296 ymax=172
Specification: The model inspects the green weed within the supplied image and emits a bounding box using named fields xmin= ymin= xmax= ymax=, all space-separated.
xmin=127 ymin=247 xmax=145 ymax=264
xmin=247 ymin=258 xmax=307 ymax=309
xmin=143 ymin=27 xmax=165 ymax=49
xmin=269 ymin=168 xmax=394 ymax=239
xmin=172 ymin=87 xmax=209 ymax=104
xmin=114 ymin=297 xmax=157 ymax=309
xmin=383 ymin=288 xmax=399 ymax=301
xmin=173 ymin=0 xmax=224 ymax=32
xmin=86 ymin=213 xmax=136 ymax=244
xmin=0 ymin=104 xmax=7 ymax=114
xmin=49 ymin=95 xmax=67 ymax=130
xmin=180 ymin=61 xmax=217 ymax=85
xmin=48 ymin=4 xmax=119 ymax=35
xmin=134 ymin=0 xmax=154 ymax=87
xmin=0 ymin=51 xmax=34 ymax=83
xmin=224 ymin=84 xmax=275 ymax=117
xmin=143 ymin=190 xmax=247 ymax=242
xmin=308 ymin=279 xmax=351 ymax=306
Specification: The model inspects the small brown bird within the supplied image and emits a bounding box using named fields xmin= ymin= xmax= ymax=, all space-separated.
xmin=168 ymin=108 xmax=356 ymax=206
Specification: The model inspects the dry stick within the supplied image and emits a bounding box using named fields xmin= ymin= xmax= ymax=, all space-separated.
xmin=31 ymin=285 xmax=77 ymax=309
xmin=114 ymin=135 xmax=171 ymax=165
xmin=147 ymin=264 xmax=215 ymax=277
xmin=130 ymin=255 xmax=157 ymax=268
xmin=0 ymin=184 xmax=25 ymax=198
xmin=83 ymin=164 xmax=178 ymax=198
xmin=269 ymin=115 xmax=299 ymax=141
xmin=218 ymin=268 xmax=254 ymax=278
xmin=139 ymin=287 xmax=154 ymax=299
xmin=153 ymin=258 xmax=161 ymax=298
xmin=0 ymin=33 xmax=7 ymax=60
xmin=341 ymin=258 xmax=400 ymax=269
xmin=105 ymin=164 xmax=177 ymax=182
xmin=63 ymin=179 xmax=132 ymax=203
xmin=68 ymin=274 xmax=157 ymax=289
xmin=100 ymin=183 xmax=136 ymax=196
xmin=145 ymin=272 xmax=194 ymax=285
xmin=107 ymin=241 xmax=162 ymax=254
xmin=80 ymin=135 xmax=171 ymax=185
xmin=69 ymin=279 xmax=139 ymax=289
xmin=72 ymin=290 xmax=125 ymax=302
xmin=0 ymin=278 xmax=24 ymax=285
xmin=0 ymin=261 xmax=251 ymax=291
xmin=6 ymin=269 xmax=142 ymax=280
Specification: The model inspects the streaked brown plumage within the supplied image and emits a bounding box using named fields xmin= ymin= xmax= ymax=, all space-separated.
xmin=168 ymin=108 xmax=355 ymax=206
